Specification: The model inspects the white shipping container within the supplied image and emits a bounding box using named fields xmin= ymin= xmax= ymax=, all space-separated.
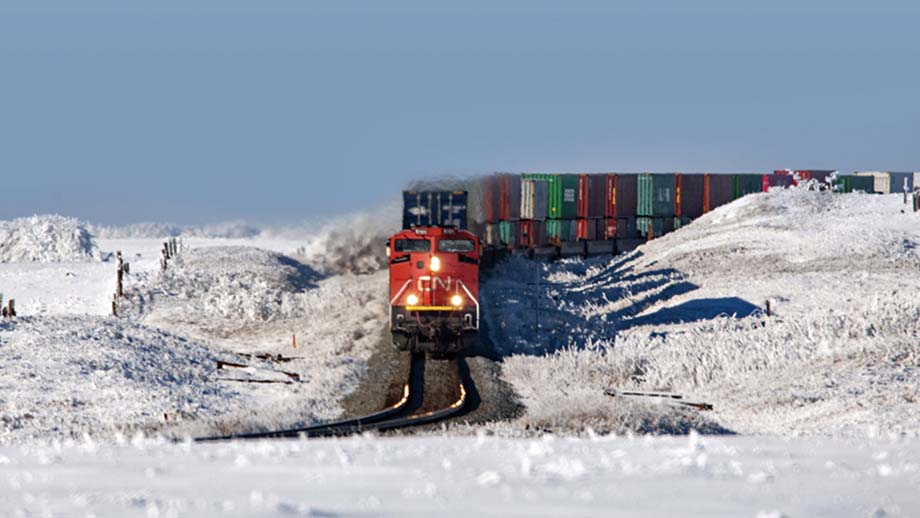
xmin=854 ymin=171 xmax=891 ymax=194
xmin=915 ymin=173 xmax=920 ymax=191
xmin=521 ymin=179 xmax=534 ymax=220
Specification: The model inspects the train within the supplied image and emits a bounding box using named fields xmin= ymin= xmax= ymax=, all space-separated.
xmin=388 ymin=170 xmax=919 ymax=354
xmin=388 ymin=220 xmax=480 ymax=355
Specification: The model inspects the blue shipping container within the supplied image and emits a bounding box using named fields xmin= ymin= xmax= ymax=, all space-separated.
xmin=402 ymin=191 xmax=468 ymax=229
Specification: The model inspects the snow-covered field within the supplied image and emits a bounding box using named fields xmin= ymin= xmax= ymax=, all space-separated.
xmin=484 ymin=190 xmax=920 ymax=437
xmin=1 ymin=189 xmax=919 ymax=516
xmin=2 ymin=434 xmax=918 ymax=517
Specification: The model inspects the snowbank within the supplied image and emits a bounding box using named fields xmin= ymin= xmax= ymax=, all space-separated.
xmin=0 ymin=315 xmax=240 ymax=444
xmin=485 ymin=191 xmax=920 ymax=436
xmin=0 ymin=215 xmax=99 ymax=263
xmin=2 ymin=434 xmax=918 ymax=517
xmin=132 ymin=246 xmax=322 ymax=327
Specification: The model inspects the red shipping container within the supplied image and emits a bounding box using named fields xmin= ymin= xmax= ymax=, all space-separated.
xmin=762 ymin=174 xmax=769 ymax=192
xmin=604 ymin=218 xmax=617 ymax=240
xmin=703 ymin=174 xmax=711 ymax=213
xmin=519 ymin=220 xmax=533 ymax=247
xmin=577 ymin=175 xmax=589 ymax=219
xmin=605 ymin=175 xmax=618 ymax=218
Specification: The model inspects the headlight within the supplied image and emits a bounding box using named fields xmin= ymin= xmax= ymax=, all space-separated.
xmin=430 ymin=256 xmax=441 ymax=272
xmin=406 ymin=294 xmax=419 ymax=306
xmin=450 ymin=294 xmax=463 ymax=307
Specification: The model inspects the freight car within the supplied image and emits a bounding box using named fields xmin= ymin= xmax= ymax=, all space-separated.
xmin=389 ymin=198 xmax=480 ymax=355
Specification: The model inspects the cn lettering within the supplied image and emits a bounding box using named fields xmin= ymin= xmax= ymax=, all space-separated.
xmin=416 ymin=276 xmax=453 ymax=292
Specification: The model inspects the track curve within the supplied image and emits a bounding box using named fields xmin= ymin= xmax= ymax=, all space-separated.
xmin=195 ymin=353 xmax=469 ymax=442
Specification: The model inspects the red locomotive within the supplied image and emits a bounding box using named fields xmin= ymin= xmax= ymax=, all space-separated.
xmin=387 ymin=226 xmax=480 ymax=355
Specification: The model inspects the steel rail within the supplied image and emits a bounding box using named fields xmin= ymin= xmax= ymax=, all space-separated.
xmin=195 ymin=354 xmax=469 ymax=442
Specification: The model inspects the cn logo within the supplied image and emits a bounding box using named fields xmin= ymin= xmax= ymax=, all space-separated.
xmin=417 ymin=276 xmax=453 ymax=292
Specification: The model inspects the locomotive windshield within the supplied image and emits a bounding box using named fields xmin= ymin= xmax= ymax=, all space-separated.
xmin=394 ymin=239 xmax=431 ymax=252
xmin=437 ymin=239 xmax=475 ymax=253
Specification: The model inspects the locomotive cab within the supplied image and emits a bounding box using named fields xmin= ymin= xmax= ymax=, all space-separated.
xmin=388 ymin=226 xmax=479 ymax=354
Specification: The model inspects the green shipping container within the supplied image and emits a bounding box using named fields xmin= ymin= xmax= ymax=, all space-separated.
xmin=498 ymin=221 xmax=515 ymax=247
xmin=732 ymin=174 xmax=763 ymax=199
xmin=546 ymin=219 xmax=580 ymax=243
xmin=637 ymin=174 xmax=675 ymax=217
xmin=548 ymin=175 xmax=579 ymax=219
xmin=836 ymin=175 xmax=875 ymax=193
xmin=636 ymin=217 xmax=666 ymax=238
xmin=653 ymin=174 xmax=675 ymax=217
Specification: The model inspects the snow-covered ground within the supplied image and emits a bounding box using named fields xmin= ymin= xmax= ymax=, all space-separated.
xmin=1 ymin=433 xmax=918 ymax=517
xmin=1 ymin=216 xmax=396 ymax=444
xmin=484 ymin=190 xmax=920 ymax=436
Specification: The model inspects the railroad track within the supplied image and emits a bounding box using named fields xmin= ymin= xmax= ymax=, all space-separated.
xmin=195 ymin=353 xmax=469 ymax=442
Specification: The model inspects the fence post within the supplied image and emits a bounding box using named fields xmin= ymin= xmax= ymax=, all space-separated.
xmin=116 ymin=251 xmax=124 ymax=298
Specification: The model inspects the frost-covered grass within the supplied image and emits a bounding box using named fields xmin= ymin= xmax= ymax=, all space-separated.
xmin=486 ymin=190 xmax=920 ymax=436
xmin=0 ymin=315 xmax=241 ymax=444
xmin=0 ymin=215 xmax=99 ymax=263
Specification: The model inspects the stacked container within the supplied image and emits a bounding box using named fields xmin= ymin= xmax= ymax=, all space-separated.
xmin=763 ymin=174 xmax=795 ymax=191
xmin=854 ymin=171 xmax=890 ymax=194
xmin=402 ymin=191 xmax=469 ymax=230
xmin=793 ymin=170 xmax=835 ymax=189
xmin=636 ymin=173 xmax=676 ymax=238
xmin=679 ymin=173 xmax=706 ymax=220
xmin=732 ymin=174 xmax=763 ymax=199
xmin=888 ymin=172 xmax=914 ymax=194
xmin=836 ymin=175 xmax=875 ymax=193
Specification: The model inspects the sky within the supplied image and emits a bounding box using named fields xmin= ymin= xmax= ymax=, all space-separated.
xmin=1 ymin=1 xmax=919 ymax=224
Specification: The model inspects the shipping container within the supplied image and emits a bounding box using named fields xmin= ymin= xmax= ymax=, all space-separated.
xmin=596 ymin=217 xmax=638 ymax=239
xmin=763 ymin=174 xmax=795 ymax=191
xmin=708 ymin=174 xmax=734 ymax=210
xmin=615 ymin=174 xmax=639 ymax=218
xmin=587 ymin=174 xmax=607 ymax=219
xmin=481 ymin=175 xmax=502 ymax=223
xmin=547 ymin=174 xmax=579 ymax=219
xmin=854 ymin=171 xmax=890 ymax=194
xmin=794 ymin=170 xmax=835 ymax=190
xmin=519 ymin=219 xmax=548 ymax=248
xmin=548 ymin=219 xmax=581 ymax=244
xmin=679 ymin=174 xmax=706 ymax=218
xmin=521 ymin=178 xmax=549 ymax=220
xmin=888 ymin=172 xmax=914 ymax=194
xmin=732 ymin=174 xmax=763 ymax=199
xmin=577 ymin=175 xmax=589 ymax=219
xmin=576 ymin=219 xmax=599 ymax=241
xmin=483 ymin=223 xmax=499 ymax=247
xmin=498 ymin=220 xmax=519 ymax=248
xmin=499 ymin=174 xmax=522 ymax=220
xmin=637 ymin=174 xmax=676 ymax=217
xmin=402 ymin=191 xmax=468 ymax=230
xmin=636 ymin=216 xmax=666 ymax=239
xmin=836 ymin=175 xmax=875 ymax=193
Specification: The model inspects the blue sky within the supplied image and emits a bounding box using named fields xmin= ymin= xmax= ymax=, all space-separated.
xmin=2 ymin=1 xmax=918 ymax=224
